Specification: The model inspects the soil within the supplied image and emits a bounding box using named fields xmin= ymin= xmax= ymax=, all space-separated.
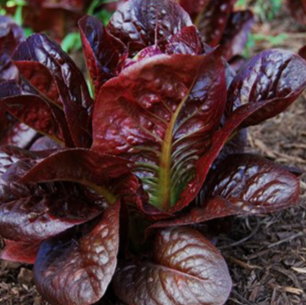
xmin=1 ymin=2 xmax=306 ymax=305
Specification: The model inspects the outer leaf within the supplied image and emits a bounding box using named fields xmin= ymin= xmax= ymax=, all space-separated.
xmin=107 ymin=0 xmax=192 ymax=55
xmin=17 ymin=148 xmax=136 ymax=204
xmin=34 ymin=202 xmax=120 ymax=305
xmin=12 ymin=34 xmax=93 ymax=147
xmin=14 ymin=61 xmax=63 ymax=106
xmin=79 ymin=15 xmax=126 ymax=96
xmin=114 ymin=227 xmax=232 ymax=305
xmin=220 ymin=10 xmax=254 ymax=61
xmin=148 ymin=154 xmax=300 ymax=231
xmin=0 ymin=15 xmax=24 ymax=58
xmin=93 ymin=51 xmax=226 ymax=212
xmin=1 ymin=239 xmax=41 ymax=264
xmin=227 ymin=49 xmax=306 ymax=126
xmin=196 ymin=0 xmax=237 ymax=46
xmin=0 ymin=80 xmax=73 ymax=146
xmin=0 ymin=146 xmax=101 ymax=262
xmin=286 ymin=0 xmax=306 ymax=25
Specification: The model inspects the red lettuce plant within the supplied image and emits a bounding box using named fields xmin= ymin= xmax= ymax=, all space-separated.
xmin=0 ymin=0 xmax=306 ymax=304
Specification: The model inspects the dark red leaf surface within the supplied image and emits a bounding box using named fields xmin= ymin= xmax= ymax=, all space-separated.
xmin=149 ymin=154 xmax=300 ymax=231
xmin=196 ymin=0 xmax=237 ymax=46
xmin=12 ymin=34 xmax=93 ymax=147
xmin=34 ymin=202 xmax=120 ymax=305
xmin=107 ymin=0 xmax=192 ymax=55
xmin=165 ymin=26 xmax=204 ymax=55
xmin=0 ymin=146 xmax=101 ymax=261
xmin=18 ymin=148 xmax=136 ymax=204
xmin=0 ymin=80 xmax=73 ymax=146
xmin=298 ymin=45 xmax=306 ymax=60
xmin=220 ymin=10 xmax=254 ymax=61
xmin=227 ymin=49 xmax=306 ymax=126
xmin=114 ymin=227 xmax=232 ymax=305
xmin=1 ymin=239 xmax=42 ymax=264
xmin=93 ymin=51 xmax=226 ymax=212
xmin=79 ymin=15 xmax=126 ymax=96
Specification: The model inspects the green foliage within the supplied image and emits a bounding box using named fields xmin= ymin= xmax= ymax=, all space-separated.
xmin=61 ymin=32 xmax=82 ymax=53
xmin=236 ymin=0 xmax=283 ymax=21
xmin=88 ymin=0 xmax=117 ymax=25
xmin=244 ymin=32 xmax=288 ymax=57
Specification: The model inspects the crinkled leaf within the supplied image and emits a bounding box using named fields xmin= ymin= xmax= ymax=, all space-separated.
xmin=107 ymin=0 xmax=192 ymax=55
xmin=14 ymin=61 xmax=63 ymax=106
xmin=227 ymin=49 xmax=306 ymax=126
xmin=79 ymin=15 xmax=126 ymax=96
xmin=0 ymin=146 xmax=101 ymax=252
xmin=220 ymin=10 xmax=254 ymax=61
xmin=0 ymin=80 xmax=73 ymax=146
xmin=114 ymin=227 xmax=232 ymax=305
xmin=34 ymin=202 xmax=120 ymax=305
xmin=165 ymin=26 xmax=204 ymax=55
xmin=149 ymin=154 xmax=300 ymax=231
xmin=17 ymin=148 xmax=137 ymax=205
xmin=196 ymin=0 xmax=237 ymax=46
xmin=12 ymin=34 xmax=93 ymax=147
xmin=93 ymin=51 xmax=226 ymax=212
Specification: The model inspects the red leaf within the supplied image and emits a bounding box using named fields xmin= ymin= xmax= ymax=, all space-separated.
xmin=196 ymin=0 xmax=237 ymax=46
xmin=107 ymin=0 xmax=192 ymax=55
xmin=227 ymin=49 xmax=306 ymax=126
xmin=0 ymin=80 xmax=73 ymax=146
xmin=1 ymin=239 xmax=41 ymax=264
xmin=220 ymin=10 xmax=254 ymax=61
xmin=18 ymin=148 xmax=137 ymax=205
xmin=79 ymin=15 xmax=126 ymax=96
xmin=0 ymin=146 xmax=101 ymax=253
xmin=165 ymin=26 xmax=204 ymax=55
xmin=93 ymin=51 xmax=226 ymax=212
xmin=114 ymin=227 xmax=232 ymax=305
xmin=34 ymin=203 xmax=121 ymax=305
xmin=148 ymin=154 xmax=300 ymax=231
xmin=12 ymin=34 xmax=93 ymax=147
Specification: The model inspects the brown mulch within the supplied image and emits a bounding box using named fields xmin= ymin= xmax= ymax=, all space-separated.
xmin=1 ymin=2 xmax=306 ymax=305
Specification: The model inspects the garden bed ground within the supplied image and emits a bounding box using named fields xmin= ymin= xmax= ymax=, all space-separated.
xmin=1 ymin=3 xmax=306 ymax=305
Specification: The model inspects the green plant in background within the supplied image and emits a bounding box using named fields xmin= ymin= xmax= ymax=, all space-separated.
xmin=88 ymin=0 xmax=117 ymax=26
xmin=244 ymin=32 xmax=289 ymax=57
xmin=236 ymin=0 xmax=283 ymax=21
xmin=0 ymin=0 xmax=33 ymax=36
